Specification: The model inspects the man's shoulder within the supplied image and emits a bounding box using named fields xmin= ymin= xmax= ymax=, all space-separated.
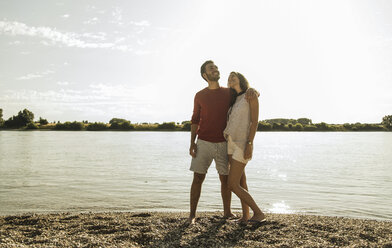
xmin=195 ymin=87 xmax=208 ymax=96
xmin=197 ymin=87 xmax=229 ymax=93
xmin=220 ymin=87 xmax=230 ymax=93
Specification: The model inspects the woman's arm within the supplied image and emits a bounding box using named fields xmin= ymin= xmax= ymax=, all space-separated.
xmin=244 ymin=96 xmax=259 ymax=160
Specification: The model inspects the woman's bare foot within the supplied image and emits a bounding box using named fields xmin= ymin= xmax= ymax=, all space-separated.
xmin=236 ymin=217 xmax=249 ymax=224
xmin=249 ymin=212 xmax=266 ymax=222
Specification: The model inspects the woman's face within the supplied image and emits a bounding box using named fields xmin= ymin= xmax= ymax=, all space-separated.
xmin=228 ymin=73 xmax=239 ymax=89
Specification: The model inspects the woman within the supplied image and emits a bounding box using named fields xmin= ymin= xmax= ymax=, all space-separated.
xmin=224 ymin=72 xmax=265 ymax=223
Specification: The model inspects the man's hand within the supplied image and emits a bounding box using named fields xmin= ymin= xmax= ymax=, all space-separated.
xmin=245 ymin=88 xmax=260 ymax=102
xmin=189 ymin=142 xmax=197 ymax=157
xmin=244 ymin=143 xmax=253 ymax=160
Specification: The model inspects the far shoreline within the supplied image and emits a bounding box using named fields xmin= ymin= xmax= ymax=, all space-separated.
xmin=1 ymin=129 xmax=391 ymax=132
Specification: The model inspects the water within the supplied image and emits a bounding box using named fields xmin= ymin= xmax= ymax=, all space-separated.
xmin=0 ymin=131 xmax=391 ymax=221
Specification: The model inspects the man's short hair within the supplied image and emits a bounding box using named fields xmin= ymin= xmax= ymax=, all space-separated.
xmin=200 ymin=60 xmax=214 ymax=81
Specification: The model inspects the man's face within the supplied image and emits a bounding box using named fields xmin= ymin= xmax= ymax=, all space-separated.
xmin=204 ymin=63 xmax=220 ymax=82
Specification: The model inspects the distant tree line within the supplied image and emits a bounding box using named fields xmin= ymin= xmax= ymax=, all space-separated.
xmin=257 ymin=121 xmax=388 ymax=132
xmin=0 ymin=108 xmax=391 ymax=132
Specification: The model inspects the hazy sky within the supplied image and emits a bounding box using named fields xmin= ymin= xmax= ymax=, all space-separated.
xmin=1 ymin=0 xmax=391 ymax=124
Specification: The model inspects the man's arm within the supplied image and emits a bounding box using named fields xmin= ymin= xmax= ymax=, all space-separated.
xmin=190 ymin=94 xmax=200 ymax=157
xmin=190 ymin=124 xmax=198 ymax=157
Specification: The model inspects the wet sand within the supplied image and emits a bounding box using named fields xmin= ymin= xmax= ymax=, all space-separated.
xmin=0 ymin=212 xmax=391 ymax=247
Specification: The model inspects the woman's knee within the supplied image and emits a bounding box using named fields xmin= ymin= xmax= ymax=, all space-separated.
xmin=227 ymin=178 xmax=239 ymax=192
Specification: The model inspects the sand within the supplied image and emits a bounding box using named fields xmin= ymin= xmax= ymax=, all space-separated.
xmin=0 ymin=212 xmax=391 ymax=247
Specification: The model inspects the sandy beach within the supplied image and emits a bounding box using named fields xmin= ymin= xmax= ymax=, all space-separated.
xmin=0 ymin=212 xmax=391 ymax=247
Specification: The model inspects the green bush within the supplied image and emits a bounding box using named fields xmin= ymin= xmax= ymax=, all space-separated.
xmin=4 ymin=109 xmax=35 ymax=129
xmin=26 ymin=122 xmax=38 ymax=130
xmin=315 ymin=122 xmax=330 ymax=131
xmin=294 ymin=123 xmax=304 ymax=131
xmin=39 ymin=117 xmax=49 ymax=125
xmin=271 ymin=123 xmax=288 ymax=131
xmin=55 ymin=121 xmax=84 ymax=130
xmin=297 ymin=118 xmax=312 ymax=125
xmin=343 ymin=123 xmax=352 ymax=130
xmin=157 ymin=122 xmax=176 ymax=130
xmin=304 ymin=125 xmax=317 ymax=131
xmin=257 ymin=122 xmax=272 ymax=131
xmin=87 ymin=122 xmax=108 ymax=131
xmin=109 ymin=122 xmax=120 ymax=129
xmin=109 ymin=118 xmax=134 ymax=130
xmin=182 ymin=121 xmax=191 ymax=131
xmin=264 ymin=118 xmax=296 ymax=125
xmin=0 ymin=108 xmax=3 ymax=128
xmin=352 ymin=123 xmax=363 ymax=131
xmin=109 ymin=118 xmax=128 ymax=125
xmin=120 ymin=121 xmax=135 ymax=130
xmin=382 ymin=115 xmax=392 ymax=129
xmin=134 ymin=124 xmax=157 ymax=131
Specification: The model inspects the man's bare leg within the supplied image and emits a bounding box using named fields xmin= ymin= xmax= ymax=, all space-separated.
xmin=189 ymin=172 xmax=206 ymax=224
xmin=219 ymin=174 xmax=234 ymax=218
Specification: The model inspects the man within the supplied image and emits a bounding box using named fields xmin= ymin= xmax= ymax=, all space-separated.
xmin=188 ymin=60 xmax=257 ymax=224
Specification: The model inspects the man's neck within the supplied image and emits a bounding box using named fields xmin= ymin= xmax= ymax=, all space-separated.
xmin=207 ymin=81 xmax=220 ymax=89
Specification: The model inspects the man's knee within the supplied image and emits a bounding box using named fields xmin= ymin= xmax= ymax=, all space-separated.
xmin=192 ymin=173 xmax=206 ymax=185
xmin=219 ymin=174 xmax=228 ymax=183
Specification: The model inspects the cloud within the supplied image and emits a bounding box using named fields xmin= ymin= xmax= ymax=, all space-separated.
xmin=0 ymin=21 xmax=135 ymax=52
xmin=0 ymin=83 xmax=186 ymax=122
xmin=8 ymin=40 xmax=21 ymax=45
xmin=110 ymin=7 xmax=150 ymax=29
xmin=111 ymin=7 xmax=123 ymax=26
xmin=0 ymin=84 xmax=155 ymax=105
xmin=131 ymin=20 xmax=150 ymax=27
xmin=0 ymin=88 xmax=105 ymax=103
xmin=17 ymin=70 xmax=54 ymax=80
xmin=62 ymin=14 xmax=70 ymax=18
xmin=81 ymin=32 xmax=106 ymax=41
xmin=84 ymin=17 xmax=99 ymax=25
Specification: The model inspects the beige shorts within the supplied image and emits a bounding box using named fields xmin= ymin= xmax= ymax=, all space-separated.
xmin=227 ymin=136 xmax=251 ymax=164
xmin=190 ymin=139 xmax=229 ymax=175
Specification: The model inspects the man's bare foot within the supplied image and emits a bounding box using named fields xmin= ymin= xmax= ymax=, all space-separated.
xmin=223 ymin=213 xmax=237 ymax=219
xmin=187 ymin=216 xmax=196 ymax=225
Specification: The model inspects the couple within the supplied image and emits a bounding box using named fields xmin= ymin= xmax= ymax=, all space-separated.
xmin=188 ymin=60 xmax=265 ymax=225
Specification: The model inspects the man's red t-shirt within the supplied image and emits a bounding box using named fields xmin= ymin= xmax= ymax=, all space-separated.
xmin=191 ymin=87 xmax=232 ymax=143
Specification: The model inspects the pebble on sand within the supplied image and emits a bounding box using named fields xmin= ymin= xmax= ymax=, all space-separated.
xmin=0 ymin=212 xmax=391 ymax=247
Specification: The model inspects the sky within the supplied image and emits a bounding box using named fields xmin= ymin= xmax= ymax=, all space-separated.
xmin=0 ymin=0 xmax=391 ymax=124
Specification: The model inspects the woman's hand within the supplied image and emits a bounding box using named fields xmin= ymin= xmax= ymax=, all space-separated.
xmin=245 ymin=88 xmax=260 ymax=102
xmin=244 ymin=143 xmax=253 ymax=160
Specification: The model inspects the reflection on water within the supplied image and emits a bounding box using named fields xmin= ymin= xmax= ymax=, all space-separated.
xmin=269 ymin=201 xmax=294 ymax=214
xmin=0 ymin=131 xmax=391 ymax=221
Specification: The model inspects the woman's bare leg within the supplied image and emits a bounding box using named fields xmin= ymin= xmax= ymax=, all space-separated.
xmin=228 ymin=157 xmax=265 ymax=221
xmin=239 ymin=172 xmax=250 ymax=221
